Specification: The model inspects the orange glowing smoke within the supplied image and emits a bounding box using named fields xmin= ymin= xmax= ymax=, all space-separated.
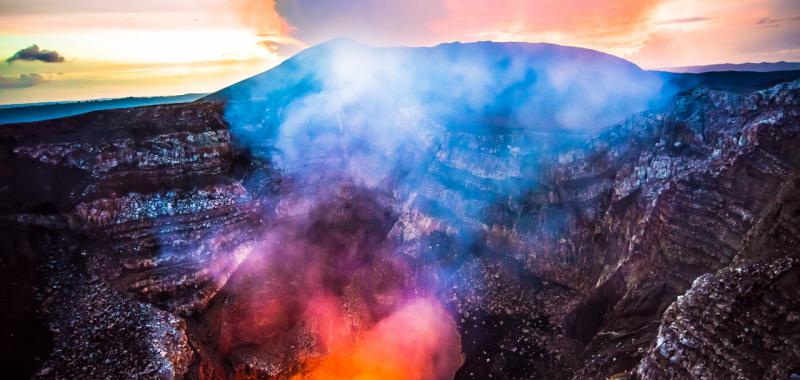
xmin=291 ymin=296 xmax=463 ymax=380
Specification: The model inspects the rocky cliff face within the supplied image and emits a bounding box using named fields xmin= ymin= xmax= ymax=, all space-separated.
xmin=0 ymin=102 xmax=267 ymax=378
xmin=1 ymin=74 xmax=798 ymax=378
xmin=634 ymin=256 xmax=800 ymax=379
xmin=392 ymin=80 xmax=800 ymax=379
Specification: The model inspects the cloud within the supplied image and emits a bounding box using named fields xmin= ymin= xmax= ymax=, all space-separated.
xmin=231 ymin=0 xmax=305 ymax=54
xmin=433 ymin=0 xmax=662 ymax=40
xmin=632 ymin=17 xmax=800 ymax=68
xmin=228 ymin=0 xmax=800 ymax=68
xmin=274 ymin=0 xmax=446 ymax=46
xmin=756 ymin=15 xmax=800 ymax=28
xmin=0 ymin=73 xmax=47 ymax=88
xmin=228 ymin=0 xmax=666 ymax=60
xmin=655 ymin=17 xmax=712 ymax=25
xmin=257 ymin=39 xmax=283 ymax=53
xmin=6 ymin=45 xmax=65 ymax=64
xmin=757 ymin=17 xmax=780 ymax=27
xmin=230 ymin=0 xmax=444 ymax=54
xmin=263 ymin=0 xmax=660 ymax=49
xmin=627 ymin=0 xmax=800 ymax=68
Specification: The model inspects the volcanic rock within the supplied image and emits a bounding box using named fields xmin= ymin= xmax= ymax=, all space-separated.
xmin=1 ymin=42 xmax=799 ymax=380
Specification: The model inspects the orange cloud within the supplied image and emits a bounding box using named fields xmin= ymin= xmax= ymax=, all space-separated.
xmin=233 ymin=0 xmax=291 ymax=35
xmin=434 ymin=0 xmax=662 ymax=40
xmin=228 ymin=0 xmax=669 ymax=61
xmin=232 ymin=0 xmax=305 ymax=53
xmin=630 ymin=0 xmax=800 ymax=67
xmin=228 ymin=0 xmax=799 ymax=67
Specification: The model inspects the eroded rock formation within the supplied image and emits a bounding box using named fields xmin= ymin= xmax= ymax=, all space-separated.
xmin=1 ymin=66 xmax=799 ymax=379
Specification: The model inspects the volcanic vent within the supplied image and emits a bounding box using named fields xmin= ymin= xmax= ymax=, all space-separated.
xmin=192 ymin=186 xmax=462 ymax=379
xmin=1 ymin=40 xmax=800 ymax=380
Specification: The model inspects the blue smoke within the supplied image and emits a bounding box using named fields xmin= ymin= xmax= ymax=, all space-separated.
xmin=208 ymin=40 xmax=680 ymax=365
xmin=217 ymin=39 xmax=672 ymax=228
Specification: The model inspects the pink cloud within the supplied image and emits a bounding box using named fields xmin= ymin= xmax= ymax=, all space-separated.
xmin=432 ymin=0 xmax=662 ymax=40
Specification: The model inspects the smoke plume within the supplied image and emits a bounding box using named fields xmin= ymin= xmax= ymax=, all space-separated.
xmin=221 ymin=39 xmax=671 ymax=196
xmin=207 ymin=187 xmax=462 ymax=379
xmin=203 ymin=39 xmax=675 ymax=379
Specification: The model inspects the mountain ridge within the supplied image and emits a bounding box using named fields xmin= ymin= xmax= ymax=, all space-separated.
xmin=205 ymin=39 xmax=649 ymax=103
xmin=0 ymin=93 xmax=207 ymax=124
xmin=662 ymin=60 xmax=800 ymax=73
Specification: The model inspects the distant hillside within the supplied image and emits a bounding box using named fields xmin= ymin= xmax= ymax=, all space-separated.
xmin=655 ymin=70 xmax=800 ymax=93
xmin=0 ymin=93 xmax=207 ymax=124
xmin=664 ymin=61 xmax=800 ymax=73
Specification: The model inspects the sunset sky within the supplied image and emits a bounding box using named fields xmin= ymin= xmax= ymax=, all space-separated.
xmin=1 ymin=0 xmax=799 ymax=105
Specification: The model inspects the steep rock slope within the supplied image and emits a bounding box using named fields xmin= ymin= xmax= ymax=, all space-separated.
xmin=0 ymin=102 xmax=267 ymax=378
xmin=634 ymin=256 xmax=800 ymax=379
xmin=387 ymin=80 xmax=800 ymax=379
xmin=1 ymin=41 xmax=799 ymax=379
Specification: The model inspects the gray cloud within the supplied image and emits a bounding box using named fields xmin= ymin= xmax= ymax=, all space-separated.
xmin=757 ymin=15 xmax=800 ymax=28
xmin=656 ymin=17 xmax=712 ymax=25
xmin=757 ymin=17 xmax=781 ymax=27
xmin=0 ymin=73 xmax=47 ymax=89
xmin=6 ymin=45 xmax=66 ymax=64
xmin=274 ymin=0 xmax=446 ymax=45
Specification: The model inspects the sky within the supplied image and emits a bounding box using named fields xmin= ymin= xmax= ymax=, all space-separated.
xmin=1 ymin=0 xmax=799 ymax=105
